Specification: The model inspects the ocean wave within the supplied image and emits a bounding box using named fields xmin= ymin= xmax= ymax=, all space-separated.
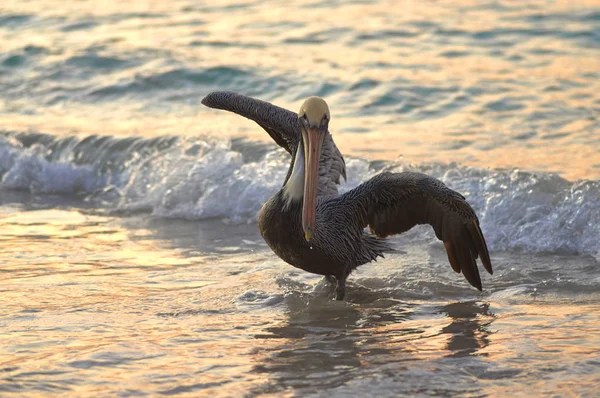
xmin=88 ymin=67 xmax=254 ymax=98
xmin=0 ymin=131 xmax=598 ymax=259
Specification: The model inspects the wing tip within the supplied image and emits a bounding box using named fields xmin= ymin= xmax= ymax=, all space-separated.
xmin=200 ymin=94 xmax=210 ymax=106
xmin=473 ymin=276 xmax=483 ymax=291
xmin=454 ymin=233 xmax=483 ymax=292
xmin=443 ymin=241 xmax=461 ymax=273
xmin=443 ymin=222 xmax=491 ymax=291
xmin=201 ymin=91 xmax=218 ymax=107
xmin=201 ymin=91 xmax=237 ymax=108
xmin=469 ymin=220 xmax=493 ymax=275
xmin=469 ymin=273 xmax=483 ymax=292
xmin=467 ymin=264 xmax=483 ymax=292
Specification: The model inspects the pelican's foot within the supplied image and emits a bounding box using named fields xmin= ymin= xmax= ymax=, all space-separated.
xmin=334 ymin=278 xmax=346 ymax=301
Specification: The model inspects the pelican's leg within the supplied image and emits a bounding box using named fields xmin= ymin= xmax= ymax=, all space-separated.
xmin=335 ymin=277 xmax=346 ymax=301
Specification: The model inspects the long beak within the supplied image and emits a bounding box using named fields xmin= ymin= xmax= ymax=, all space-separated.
xmin=302 ymin=126 xmax=324 ymax=241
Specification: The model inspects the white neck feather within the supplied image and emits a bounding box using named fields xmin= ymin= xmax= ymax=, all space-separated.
xmin=283 ymin=147 xmax=305 ymax=207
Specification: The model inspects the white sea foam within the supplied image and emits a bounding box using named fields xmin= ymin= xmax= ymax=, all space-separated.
xmin=0 ymin=133 xmax=598 ymax=259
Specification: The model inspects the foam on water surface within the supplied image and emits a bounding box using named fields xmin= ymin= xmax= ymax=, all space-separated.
xmin=2 ymin=1 xmax=600 ymax=396
xmin=1 ymin=131 xmax=598 ymax=260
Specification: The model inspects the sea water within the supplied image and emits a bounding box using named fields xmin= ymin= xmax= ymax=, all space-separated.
xmin=1 ymin=0 xmax=599 ymax=396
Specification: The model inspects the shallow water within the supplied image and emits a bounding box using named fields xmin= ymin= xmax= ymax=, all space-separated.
xmin=1 ymin=204 xmax=599 ymax=396
xmin=1 ymin=0 xmax=600 ymax=396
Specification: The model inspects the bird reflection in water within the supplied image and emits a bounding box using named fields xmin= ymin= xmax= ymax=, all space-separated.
xmin=249 ymin=297 xmax=495 ymax=395
xmin=440 ymin=301 xmax=494 ymax=357
xmin=250 ymin=295 xmax=415 ymax=394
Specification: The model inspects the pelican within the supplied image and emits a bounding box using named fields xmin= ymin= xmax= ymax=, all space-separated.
xmin=202 ymin=91 xmax=492 ymax=300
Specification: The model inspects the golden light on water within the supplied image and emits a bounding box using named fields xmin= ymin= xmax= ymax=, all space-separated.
xmin=0 ymin=207 xmax=599 ymax=396
xmin=2 ymin=0 xmax=599 ymax=179
xmin=1 ymin=0 xmax=599 ymax=396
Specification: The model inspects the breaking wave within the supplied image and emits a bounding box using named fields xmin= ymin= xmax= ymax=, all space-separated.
xmin=1 ymin=131 xmax=598 ymax=259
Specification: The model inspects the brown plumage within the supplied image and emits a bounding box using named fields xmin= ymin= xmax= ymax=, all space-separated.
xmin=202 ymin=91 xmax=493 ymax=300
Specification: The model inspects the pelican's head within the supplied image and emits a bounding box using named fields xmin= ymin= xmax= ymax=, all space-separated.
xmin=298 ymin=96 xmax=330 ymax=129
xmin=297 ymin=96 xmax=330 ymax=242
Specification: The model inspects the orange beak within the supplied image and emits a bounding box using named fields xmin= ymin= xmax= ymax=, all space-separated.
xmin=301 ymin=126 xmax=324 ymax=241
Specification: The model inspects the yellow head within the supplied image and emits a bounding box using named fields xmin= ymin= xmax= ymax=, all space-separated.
xmin=298 ymin=96 xmax=330 ymax=127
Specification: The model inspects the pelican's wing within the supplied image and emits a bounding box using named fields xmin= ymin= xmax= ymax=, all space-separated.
xmin=201 ymin=91 xmax=347 ymax=195
xmin=338 ymin=171 xmax=492 ymax=290
xmin=201 ymin=91 xmax=299 ymax=153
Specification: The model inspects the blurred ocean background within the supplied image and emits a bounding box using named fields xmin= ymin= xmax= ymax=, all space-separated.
xmin=0 ymin=0 xmax=599 ymax=396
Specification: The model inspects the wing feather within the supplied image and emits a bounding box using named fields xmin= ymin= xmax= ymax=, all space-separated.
xmin=339 ymin=171 xmax=492 ymax=290
xmin=202 ymin=91 xmax=347 ymax=195
xmin=201 ymin=91 xmax=299 ymax=153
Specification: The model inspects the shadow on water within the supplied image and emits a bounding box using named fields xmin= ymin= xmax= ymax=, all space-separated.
xmin=248 ymin=297 xmax=495 ymax=395
xmin=250 ymin=299 xmax=400 ymax=394
xmin=440 ymin=301 xmax=494 ymax=358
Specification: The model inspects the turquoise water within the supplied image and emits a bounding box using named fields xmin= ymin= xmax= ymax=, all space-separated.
xmin=1 ymin=0 xmax=599 ymax=396
xmin=2 ymin=0 xmax=599 ymax=179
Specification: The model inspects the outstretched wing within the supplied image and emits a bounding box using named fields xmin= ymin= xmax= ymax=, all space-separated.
xmin=201 ymin=91 xmax=299 ymax=153
xmin=201 ymin=91 xmax=346 ymax=195
xmin=338 ymin=171 xmax=492 ymax=290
